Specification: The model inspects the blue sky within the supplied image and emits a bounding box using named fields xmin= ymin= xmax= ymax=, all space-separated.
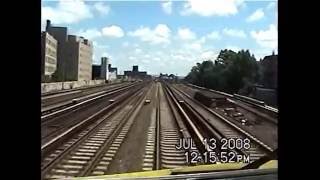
xmin=42 ymin=0 xmax=277 ymax=76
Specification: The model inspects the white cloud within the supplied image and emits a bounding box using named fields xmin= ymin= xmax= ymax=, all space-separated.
xmin=156 ymin=51 xmax=163 ymax=56
xmin=266 ymin=2 xmax=276 ymax=10
xmin=102 ymin=25 xmax=124 ymax=38
xmin=144 ymin=54 xmax=151 ymax=58
xmin=178 ymin=28 xmax=197 ymax=40
xmin=206 ymin=31 xmax=221 ymax=40
xmin=93 ymin=41 xmax=98 ymax=47
xmin=246 ymin=8 xmax=264 ymax=22
xmin=135 ymin=48 xmax=142 ymax=54
xmin=76 ymin=28 xmax=101 ymax=40
xmin=225 ymin=45 xmax=241 ymax=52
xmin=122 ymin=42 xmax=129 ymax=47
xmin=200 ymin=50 xmax=218 ymax=60
xmin=199 ymin=36 xmax=206 ymax=44
xmin=159 ymin=62 xmax=166 ymax=67
xmin=222 ymin=28 xmax=246 ymax=38
xmin=93 ymin=41 xmax=109 ymax=49
xmin=239 ymin=1 xmax=247 ymax=10
xmin=101 ymin=52 xmax=112 ymax=60
xmin=184 ymin=42 xmax=202 ymax=51
xmin=92 ymin=54 xmax=97 ymax=64
xmin=129 ymin=56 xmax=137 ymax=61
xmin=42 ymin=0 xmax=93 ymax=24
xmin=171 ymin=54 xmax=186 ymax=61
xmin=250 ymin=24 xmax=277 ymax=49
xmin=253 ymin=49 xmax=277 ymax=61
xmin=97 ymin=45 xmax=109 ymax=49
xmin=180 ymin=0 xmax=244 ymax=17
xmin=142 ymin=59 xmax=151 ymax=64
xmin=162 ymin=1 xmax=172 ymax=15
xmin=128 ymin=24 xmax=171 ymax=44
xmin=94 ymin=2 xmax=110 ymax=15
xmin=191 ymin=43 xmax=202 ymax=51
xmin=153 ymin=57 xmax=161 ymax=62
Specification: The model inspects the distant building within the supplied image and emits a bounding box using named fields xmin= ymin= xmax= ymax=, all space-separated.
xmin=65 ymin=35 xmax=93 ymax=81
xmin=159 ymin=73 xmax=174 ymax=79
xmin=45 ymin=20 xmax=93 ymax=81
xmin=45 ymin=20 xmax=68 ymax=81
xmin=133 ymin=65 xmax=138 ymax=72
xmin=100 ymin=57 xmax=109 ymax=80
xmin=108 ymin=64 xmax=118 ymax=81
xmin=260 ymin=54 xmax=277 ymax=89
xmin=92 ymin=60 xmax=118 ymax=81
xmin=41 ymin=31 xmax=57 ymax=82
xmin=117 ymin=75 xmax=124 ymax=79
xmin=92 ymin=65 xmax=101 ymax=80
xmin=124 ymin=65 xmax=150 ymax=80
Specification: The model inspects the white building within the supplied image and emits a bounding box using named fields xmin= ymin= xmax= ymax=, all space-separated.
xmin=41 ymin=32 xmax=57 ymax=78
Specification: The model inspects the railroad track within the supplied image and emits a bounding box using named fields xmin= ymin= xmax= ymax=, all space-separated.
xmin=141 ymin=82 xmax=197 ymax=171
xmin=166 ymin=83 xmax=274 ymax=163
xmin=41 ymin=83 xmax=145 ymax=155
xmin=41 ymin=81 xmax=276 ymax=179
xmin=175 ymin=83 xmax=277 ymax=149
xmin=42 ymin=83 xmax=151 ymax=179
xmin=41 ymin=83 xmax=145 ymax=145
xmin=142 ymin=81 xmax=274 ymax=173
xmin=142 ymin=81 xmax=233 ymax=172
xmin=41 ymin=82 xmax=138 ymax=118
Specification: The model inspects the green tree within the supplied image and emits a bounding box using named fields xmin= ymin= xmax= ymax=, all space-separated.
xmin=185 ymin=49 xmax=259 ymax=94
